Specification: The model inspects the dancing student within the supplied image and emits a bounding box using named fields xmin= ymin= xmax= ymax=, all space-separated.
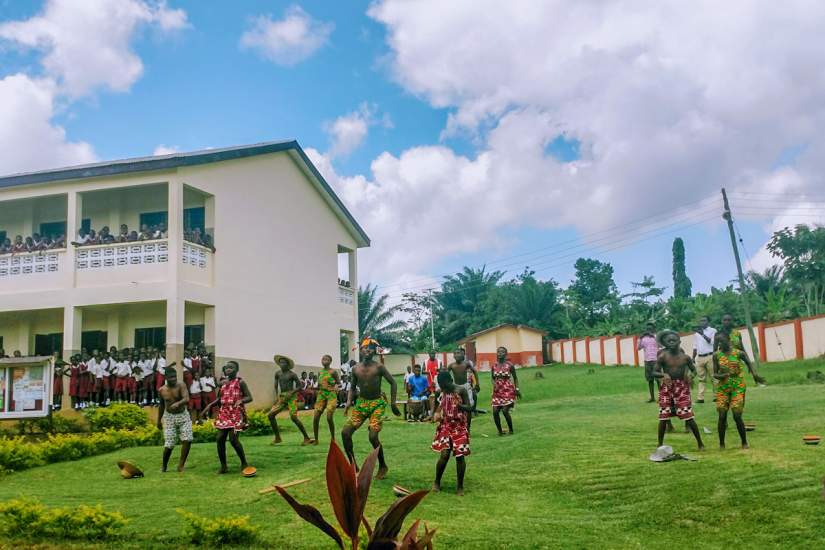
xmin=268 ymin=355 xmax=314 ymax=445
xmin=312 ymin=354 xmax=341 ymax=444
xmin=432 ymin=371 xmax=472 ymax=496
xmin=447 ymin=347 xmax=480 ymax=432
xmin=157 ymin=366 xmax=191 ymax=472
xmin=491 ymin=346 xmax=520 ymax=436
xmin=201 ymin=361 xmax=253 ymax=474
xmin=342 ymin=338 xmax=401 ymax=479
xmin=713 ymin=332 xmax=766 ymax=449
xmin=717 ymin=313 xmax=746 ymax=352
xmin=652 ymin=330 xmax=704 ymax=451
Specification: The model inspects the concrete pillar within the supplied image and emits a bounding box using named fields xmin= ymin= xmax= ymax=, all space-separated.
xmin=348 ymin=250 xmax=358 ymax=336
xmin=17 ymin=317 xmax=31 ymax=355
xmin=62 ymin=306 xmax=82 ymax=359
xmin=65 ymin=191 xmax=81 ymax=288
xmin=204 ymin=194 xmax=215 ymax=242
xmin=204 ymin=305 xmax=216 ymax=353
xmin=165 ymin=298 xmax=185 ymax=366
xmin=106 ymin=311 xmax=121 ymax=350
xmin=167 ymin=180 xmax=183 ymax=276
xmin=584 ymin=337 xmax=591 ymax=363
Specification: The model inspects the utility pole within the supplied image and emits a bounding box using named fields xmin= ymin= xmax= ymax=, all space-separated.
xmin=427 ymin=288 xmax=436 ymax=351
xmin=721 ymin=188 xmax=761 ymax=369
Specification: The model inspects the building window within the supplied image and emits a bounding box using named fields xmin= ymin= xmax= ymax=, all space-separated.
xmin=139 ymin=212 xmax=168 ymax=231
xmin=81 ymin=331 xmax=108 ymax=354
xmin=184 ymin=325 xmax=205 ymax=348
xmin=134 ymin=327 xmax=166 ymax=349
xmin=183 ymin=207 xmax=205 ymax=234
xmin=34 ymin=333 xmax=63 ymax=356
xmin=39 ymin=221 xmax=67 ymax=240
xmin=0 ymin=231 xmax=6 ymax=243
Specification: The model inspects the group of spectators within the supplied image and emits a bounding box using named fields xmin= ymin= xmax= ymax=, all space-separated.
xmin=337 ymin=278 xmax=352 ymax=288
xmin=0 ymin=233 xmax=66 ymax=254
xmin=72 ymin=223 xmax=168 ymax=246
xmin=296 ymin=369 xmax=352 ymax=410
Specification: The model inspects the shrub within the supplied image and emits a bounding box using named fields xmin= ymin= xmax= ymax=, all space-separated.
xmin=192 ymin=419 xmax=218 ymax=443
xmin=0 ymin=437 xmax=44 ymax=474
xmin=84 ymin=403 xmax=149 ymax=431
xmin=0 ymin=498 xmax=126 ymax=541
xmin=246 ymin=410 xmax=271 ymax=436
xmin=178 ymin=510 xmax=258 ymax=546
xmin=1 ymin=426 xmax=161 ymax=473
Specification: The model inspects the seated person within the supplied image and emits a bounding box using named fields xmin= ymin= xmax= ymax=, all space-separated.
xmin=138 ymin=224 xmax=152 ymax=240
xmin=51 ymin=234 xmax=66 ymax=249
xmin=31 ymin=233 xmax=46 ymax=250
xmin=408 ymin=364 xmax=430 ymax=422
xmin=12 ymin=235 xmax=25 ymax=253
xmin=117 ymin=224 xmax=129 ymax=242
xmin=127 ymin=230 xmax=139 ymax=242
xmin=72 ymin=228 xmax=91 ymax=246
xmin=86 ymin=229 xmax=100 ymax=245
xmin=0 ymin=238 xmax=12 ymax=254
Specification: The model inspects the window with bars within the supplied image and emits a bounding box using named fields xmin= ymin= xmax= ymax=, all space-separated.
xmin=134 ymin=327 xmax=166 ymax=349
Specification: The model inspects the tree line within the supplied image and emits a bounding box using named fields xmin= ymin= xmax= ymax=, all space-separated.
xmin=353 ymin=224 xmax=825 ymax=354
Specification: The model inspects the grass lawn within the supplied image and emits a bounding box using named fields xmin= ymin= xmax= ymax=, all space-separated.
xmin=2 ymin=358 xmax=825 ymax=548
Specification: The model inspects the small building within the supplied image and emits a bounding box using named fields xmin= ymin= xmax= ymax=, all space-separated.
xmin=0 ymin=141 xmax=369 ymax=408
xmin=458 ymin=324 xmax=546 ymax=371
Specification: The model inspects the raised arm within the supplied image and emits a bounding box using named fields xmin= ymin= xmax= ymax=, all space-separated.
xmin=200 ymin=386 xmax=222 ymax=419
xmin=380 ymin=364 xmax=401 ymax=416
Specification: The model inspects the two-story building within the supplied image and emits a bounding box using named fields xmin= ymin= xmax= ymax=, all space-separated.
xmin=0 ymin=141 xmax=368 ymax=407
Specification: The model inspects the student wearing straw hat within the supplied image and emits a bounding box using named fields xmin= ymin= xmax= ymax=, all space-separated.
xmin=268 ymin=354 xmax=314 ymax=445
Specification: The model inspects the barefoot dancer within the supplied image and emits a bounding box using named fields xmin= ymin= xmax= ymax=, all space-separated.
xmin=448 ymin=347 xmax=479 ymax=432
xmin=713 ymin=332 xmax=765 ymax=449
xmin=652 ymin=330 xmax=704 ymax=451
xmin=268 ymin=355 xmax=314 ymax=445
xmin=156 ymin=365 xmax=192 ymax=472
xmin=202 ymin=361 xmax=252 ymax=474
xmin=342 ymin=338 xmax=401 ymax=479
xmin=491 ymin=346 xmax=520 ymax=435
xmin=432 ymin=371 xmax=472 ymax=496
xmin=312 ymin=354 xmax=340 ymax=444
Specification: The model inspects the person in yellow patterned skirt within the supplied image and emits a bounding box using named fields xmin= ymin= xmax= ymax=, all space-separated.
xmin=342 ymin=338 xmax=401 ymax=479
xmin=312 ymin=354 xmax=341 ymax=444
xmin=713 ymin=332 xmax=766 ymax=449
xmin=268 ymin=355 xmax=314 ymax=446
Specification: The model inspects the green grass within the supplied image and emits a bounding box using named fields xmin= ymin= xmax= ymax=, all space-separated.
xmin=2 ymin=359 xmax=825 ymax=549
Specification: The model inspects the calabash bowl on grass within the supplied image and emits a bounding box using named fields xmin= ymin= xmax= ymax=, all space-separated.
xmin=802 ymin=435 xmax=821 ymax=446
xmin=242 ymin=466 xmax=258 ymax=477
xmin=744 ymin=423 xmax=756 ymax=432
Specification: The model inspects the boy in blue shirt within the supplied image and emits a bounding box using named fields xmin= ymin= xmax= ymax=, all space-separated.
xmin=408 ymin=364 xmax=430 ymax=422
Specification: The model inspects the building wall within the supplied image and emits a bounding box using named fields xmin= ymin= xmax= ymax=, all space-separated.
xmin=0 ymin=194 xmax=67 ymax=239
xmin=0 ymin=309 xmax=63 ymax=355
xmin=177 ymin=152 xmax=361 ymax=390
xmin=802 ymin=317 xmax=825 ymax=358
xmin=588 ymin=338 xmax=601 ymax=365
xmin=764 ymin=323 xmax=797 ymax=362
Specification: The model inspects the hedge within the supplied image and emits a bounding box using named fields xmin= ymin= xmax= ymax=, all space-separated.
xmin=0 ymin=498 xmax=127 ymax=541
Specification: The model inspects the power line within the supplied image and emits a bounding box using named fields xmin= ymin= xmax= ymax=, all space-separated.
xmin=371 ymin=195 xmax=723 ymax=293
xmin=381 ymin=210 xmax=721 ymax=306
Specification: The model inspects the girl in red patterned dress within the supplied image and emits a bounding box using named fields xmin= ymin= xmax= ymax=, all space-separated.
xmin=491 ymin=346 xmax=520 ymax=436
xmin=202 ymin=361 xmax=253 ymax=474
xmin=432 ymin=371 xmax=472 ymax=495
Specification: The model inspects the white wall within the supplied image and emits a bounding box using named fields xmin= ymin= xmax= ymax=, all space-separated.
xmin=802 ymin=317 xmax=825 ymax=358
xmin=178 ymin=152 xmax=361 ymax=370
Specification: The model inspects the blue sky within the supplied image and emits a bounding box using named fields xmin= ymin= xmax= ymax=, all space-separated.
xmin=2 ymin=1 xmax=819 ymax=303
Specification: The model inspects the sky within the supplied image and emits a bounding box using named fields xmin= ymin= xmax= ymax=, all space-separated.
xmin=1 ymin=0 xmax=824 ymax=309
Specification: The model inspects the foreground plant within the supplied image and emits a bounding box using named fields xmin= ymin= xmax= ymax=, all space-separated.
xmin=276 ymin=441 xmax=434 ymax=549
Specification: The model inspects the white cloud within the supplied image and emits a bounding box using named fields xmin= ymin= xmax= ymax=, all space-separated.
xmin=324 ymin=103 xmax=392 ymax=158
xmin=240 ymin=6 xmax=333 ymax=66
xmin=0 ymin=0 xmax=188 ymax=98
xmin=323 ymin=0 xmax=825 ymax=287
xmin=0 ymin=74 xmax=96 ymax=175
xmin=152 ymin=144 xmax=179 ymax=156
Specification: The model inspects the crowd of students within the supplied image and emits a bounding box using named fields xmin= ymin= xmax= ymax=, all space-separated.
xmin=72 ymin=223 xmax=168 ymax=246
xmin=52 ymin=345 xmax=217 ymax=423
xmin=293 ymin=369 xmax=352 ymax=410
xmin=0 ymin=233 xmax=66 ymax=254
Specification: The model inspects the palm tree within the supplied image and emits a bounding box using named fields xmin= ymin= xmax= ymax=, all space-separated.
xmin=747 ymin=265 xmax=785 ymax=297
xmin=358 ymin=284 xmax=406 ymax=351
xmin=438 ymin=266 xmax=504 ymax=343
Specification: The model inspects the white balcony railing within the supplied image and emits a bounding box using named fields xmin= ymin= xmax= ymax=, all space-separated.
xmin=182 ymin=242 xmax=210 ymax=269
xmin=338 ymin=284 xmax=355 ymax=305
xmin=0 ymin=249 xmax=63 ymax=278
xmin=75 ymin=240 xmax=169 ymax=270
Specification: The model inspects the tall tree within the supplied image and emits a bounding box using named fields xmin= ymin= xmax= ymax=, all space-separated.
xmin=497 ymin=269 xmax=562 ymax=337
xmin=358 ymin=284 xmax=406 ymax=351
xmin=767 ymin=225 xmax=825 ymax=316
xmin=672 ymin=237 xmax=692 ymax=298
xmin=567 ymin=258 xmax=620 ymax=326
xmin=437 ymin=266 xmax=504 ymax=343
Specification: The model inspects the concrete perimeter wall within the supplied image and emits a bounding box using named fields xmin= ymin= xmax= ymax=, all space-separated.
xmin=548 ymin=314 xmax=825 ymax=366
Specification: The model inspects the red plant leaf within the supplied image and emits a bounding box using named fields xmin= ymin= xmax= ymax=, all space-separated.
xmin=401 ymin=519 xmax=420 ymax=545
xmin=362 ymin=514 xmax=373 ymax=537
xmin=326 ymin=440 xmax=361 ymax=539
xmin=420 ymin=523 xmax=437 ymax=550
xmin=365 ymin=541 xmax=397 ymax=550
xmin=370 ymin=490 xmax=429 ymax=542
xmin=356 ymin=446 xmax=380 ymax=521
xmin=275 ymin=486 xmax=344 ymax=549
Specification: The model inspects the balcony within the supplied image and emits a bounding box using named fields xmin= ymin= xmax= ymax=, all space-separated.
xmin=0 ymin=249 xmax=68 ymax=293
xmin=337 ymin=284 xmax=354 ymax=305
xmin=75 ymin=240 xmax=169 ymax=287
xmin=181 ymin=241 xmax=213 ymax=286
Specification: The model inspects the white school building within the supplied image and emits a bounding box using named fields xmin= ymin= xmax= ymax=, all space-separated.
xmin=0 ymin=141 xmax=368 ymax=408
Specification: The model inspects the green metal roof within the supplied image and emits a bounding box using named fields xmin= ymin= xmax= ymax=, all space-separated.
xmin=0 ymin=140 xmax=370 ymax=247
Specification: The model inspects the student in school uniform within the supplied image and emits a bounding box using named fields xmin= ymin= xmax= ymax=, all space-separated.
xmin=96 ymin=352 xmax=110 ymax=406
xmin=86 ymin=352 xmax=99 ymax=406
xmin=129 ymin=356 xmax=141 ymax=404
xmin=199 ymin=367 xmax=217 ymax=419
xmin=182 ymin=350 xmax=195 ymax=388
xmin=154 ymin=351 xmax=167 ymax=404
xmin=188 ymin=372 xmax=202 ymax=424
xmin=139 ymin=353 xmax=154 ymax=406
xmin=52 ymin=353 xmax=67 ymax=411
xmin=115 ymin=354 xmax=131 ymax=403
xmin=69 ymin=355 xmax=81 ymax=410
